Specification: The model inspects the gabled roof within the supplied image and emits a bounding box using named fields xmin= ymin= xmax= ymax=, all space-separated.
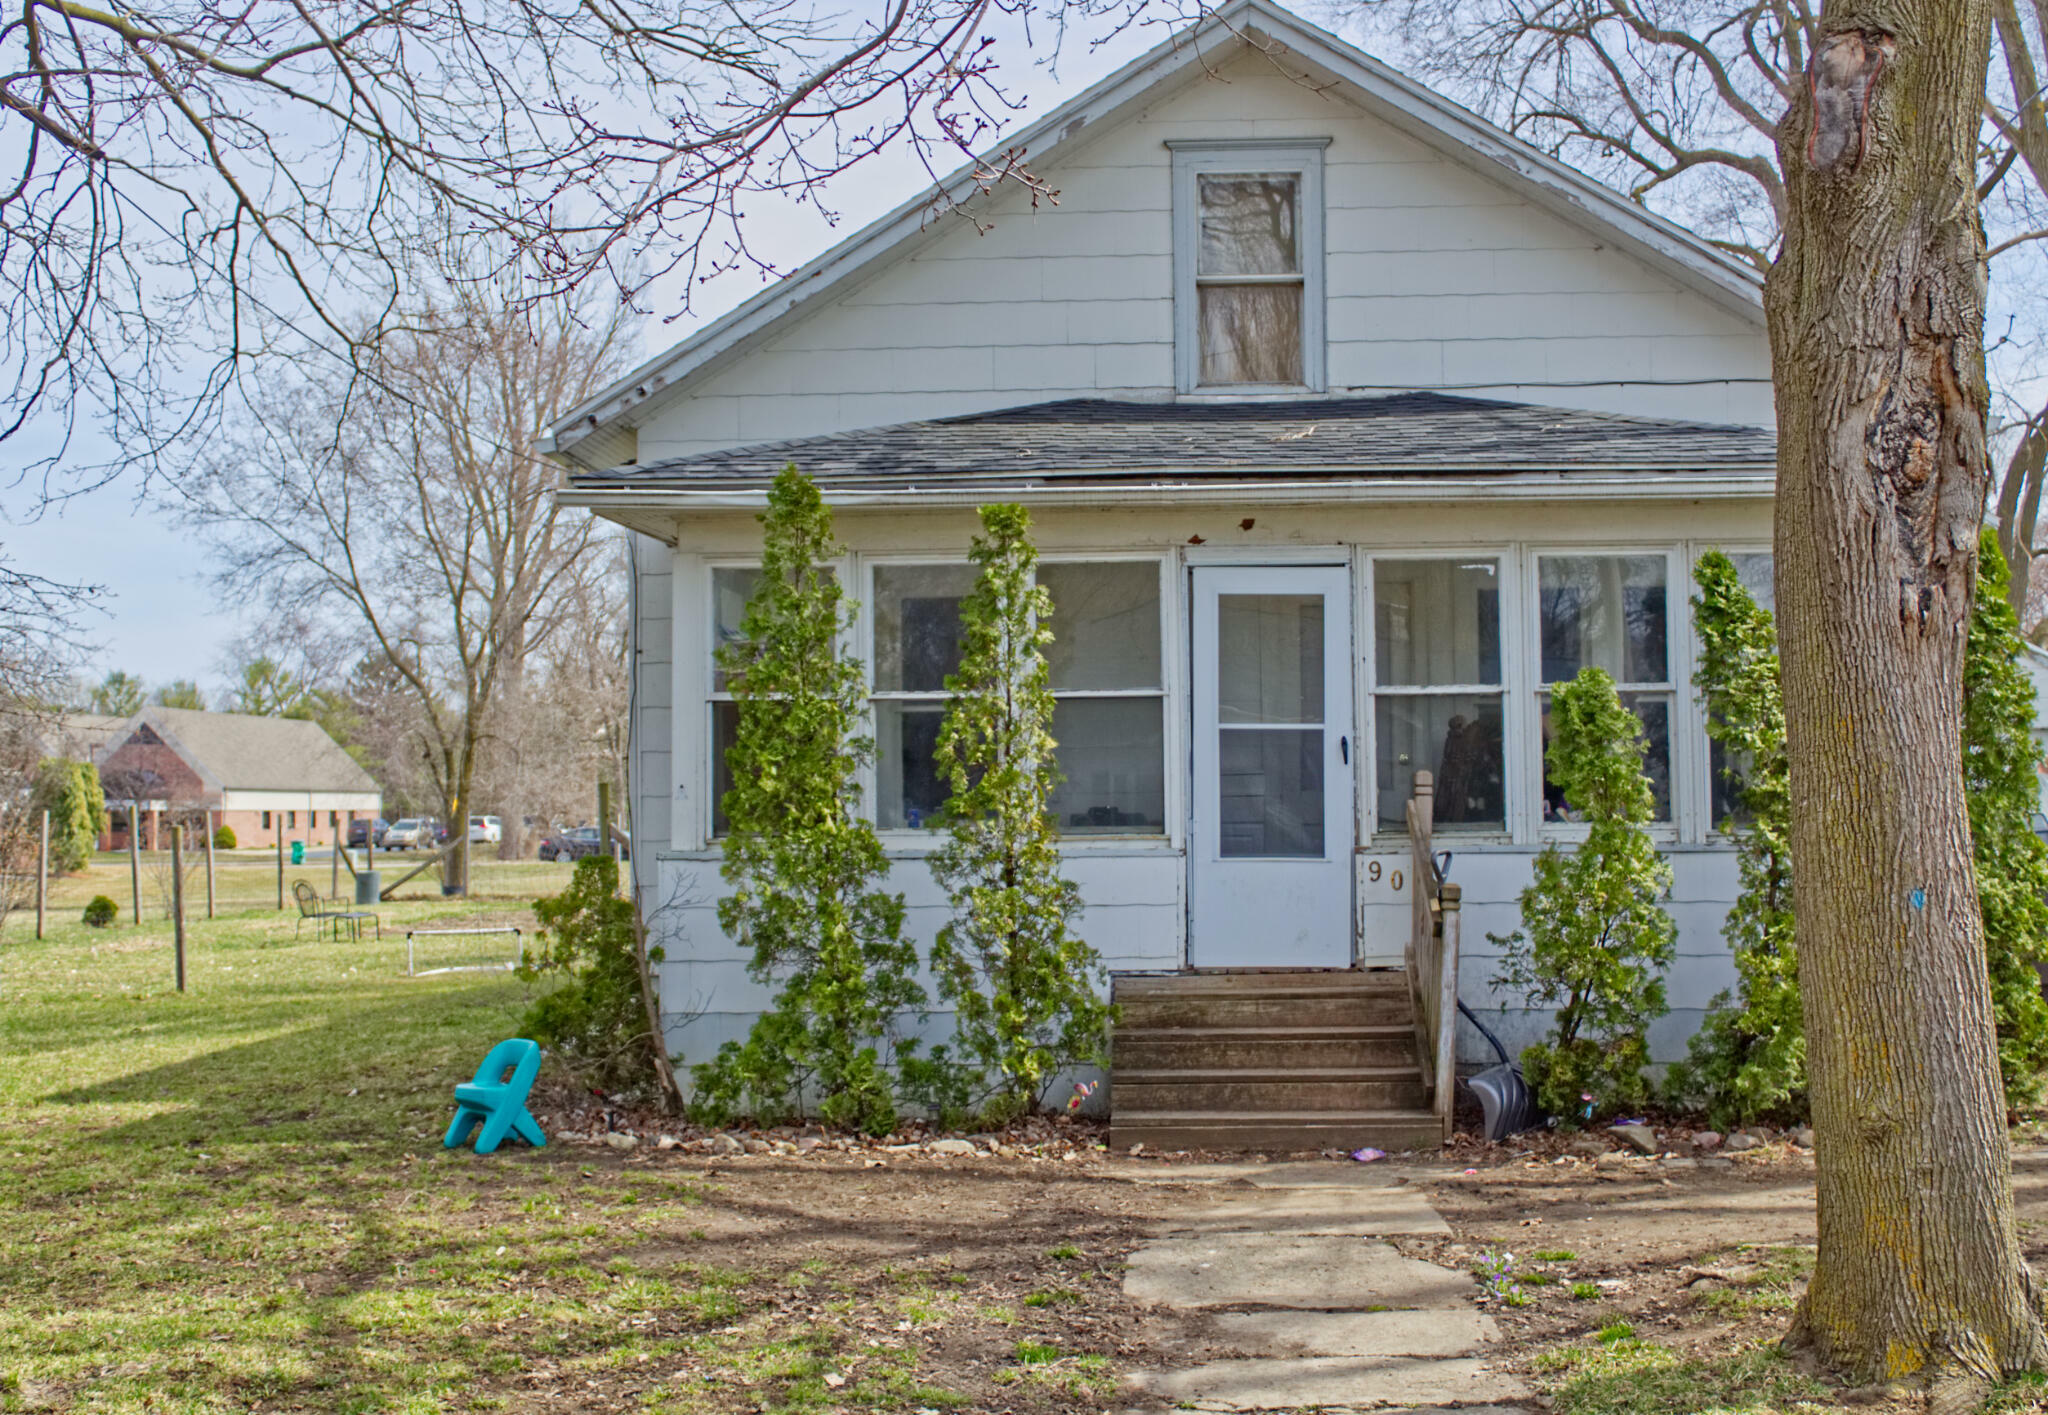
xmin=115 ymin=708 xmax=381 ymax=796
xmin=563 ymin=393 xmax=1774 ymax=510
xmin=544 ymin=0 xmax=1766 ymax=472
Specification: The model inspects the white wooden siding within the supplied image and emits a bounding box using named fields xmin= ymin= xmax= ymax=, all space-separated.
xmin=628 ymin=50 xmax=1769 ymax=466
xmin=628 ymin=532 xmax=672 ymax=856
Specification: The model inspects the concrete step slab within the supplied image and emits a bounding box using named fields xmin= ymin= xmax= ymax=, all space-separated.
xmin=1201 ymin=1308 xmax=1500 ymax=1358
xmin=1149 ymin=1185 xmax=1451 ymax=1237
xmin=1124 ymin=1234 xmax=1472 ymax=1310
xmin=1128 ymin=1355 xmax=1530 ymax=1410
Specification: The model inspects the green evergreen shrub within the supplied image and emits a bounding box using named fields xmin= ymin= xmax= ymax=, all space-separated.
xmin=212 ymin=825 xmax=237 ymax=851
xmin=1965 ymin=532 xmax=2048 ymax=1107
xmin=518 ymin=855 xmax=660 ymax=1093
xmin=691 ymin=467 xmax=922 ymax=1135
xmin=1667 ymin=552 xmax=1803 ymax=1128
xmin=1492 ymin=668 xmax=1675 ymax=1120
xmin=923 ymin=504 xmax=1113 ymax=1122
xmin=81 ymin=895 xmax=117 ymax=928
xmin=31 ymin=759 xmax=104 ymax=874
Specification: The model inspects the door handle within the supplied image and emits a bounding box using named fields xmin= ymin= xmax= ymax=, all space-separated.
xmin=1340 ymin=735 xmax=1349 ymax=765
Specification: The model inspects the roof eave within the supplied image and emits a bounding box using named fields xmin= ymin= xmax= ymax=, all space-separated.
xmin=559 ymin=466 xmax=1778 ymax=514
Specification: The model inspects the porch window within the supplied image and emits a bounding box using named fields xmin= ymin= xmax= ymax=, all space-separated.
xmin=1706 ymin=550 xmax=1776 ymax=828
xmin=872 ymin=563 xmax=977 ymax=830
xmin=1170 ymin=141 xmax=1326 ymax=392
xmin=870 ymin=560 xmax=1167 ymax=834
xmin=1537 ymin=554 xmax=1674 ymax=822
xmin=1372 ymin=559 xmax=1505 ymax=832
xmin=707 ymin=565 xmax=762 ymax=838
xmin=1041 ymin=561 xmax=1165 ymax=835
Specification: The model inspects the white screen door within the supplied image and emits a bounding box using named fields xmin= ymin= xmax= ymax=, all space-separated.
xmin=1189 ymin=566 xmax=1355 ymax=968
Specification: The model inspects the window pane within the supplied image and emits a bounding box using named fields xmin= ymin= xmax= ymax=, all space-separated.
xmin=874 ymin=700 xmax=948 ymax=829
xmin=874 ymin=565 xmax=975 ymax=692
xmin=1041 ymin=562 xmax=1161 ymax=690
xmin=1538 ymin=555 xmax=1669 ymax=684
xmin=1199 ymin=284 xmax=1303 ymax=385
xmin=1709 ymin=738 xmax=1756 ymax=829
xmin=1540 ymin=691 xmax=1672 ymax=823
xmin=1729 ymin=551 xmax=1775 ymax=613
xmin=1374 ymin=695 xmax=1505 ymax=832
xmin=711 ymin=701 xmax=740 ymax=836
xmin=1219 ymin=728 xmax=1325 ymax=857
xmin=711 ymin=568 xmax=761 ymax=692
xmin=1049 ymin=698 xmax=1166 ymax=834
xmin=1374 ymin=560 xmax=1502 ymax=687
xmin=1218 ymin=594 xmax=1323 ymax=725
xmin=1198 ymin=175 xmax=1298 ymax=274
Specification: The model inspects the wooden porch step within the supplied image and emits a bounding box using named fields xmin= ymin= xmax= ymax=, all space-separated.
xmin=1113 ymin=1024 xmax=1418 ymax=1071
xmin=1109 ymin=1110 xmax=1445 ymax=1154
xmin=1117 ymin=989 xmax=1412 ymax=1029
xmin=1114 ymin=1065 xmax=1428 ymax=1113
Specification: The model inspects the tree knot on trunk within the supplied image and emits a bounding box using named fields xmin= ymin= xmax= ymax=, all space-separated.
xmin=1807 ymin=30 xmax=1895 ymax=172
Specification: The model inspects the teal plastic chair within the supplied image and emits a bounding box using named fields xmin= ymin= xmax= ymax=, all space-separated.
xmin=444 ymin=1039 xmax=546 ymax=1154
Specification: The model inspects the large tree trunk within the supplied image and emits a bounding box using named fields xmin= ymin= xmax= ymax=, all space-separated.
xmin=1767 ymin=2 xmax=2048 ymax=1390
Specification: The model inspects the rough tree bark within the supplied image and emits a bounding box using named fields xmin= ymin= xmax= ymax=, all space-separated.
xmin=1767 ymin=0 xmax=2048 ymax=1392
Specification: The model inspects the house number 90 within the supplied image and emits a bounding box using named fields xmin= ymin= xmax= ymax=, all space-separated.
xmin=1366 ymin=862 xmax=1404 ymax=891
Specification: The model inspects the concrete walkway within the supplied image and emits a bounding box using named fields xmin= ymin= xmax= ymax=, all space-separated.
xmin=1118 ymin=1164 xmax=1531 ymax=1413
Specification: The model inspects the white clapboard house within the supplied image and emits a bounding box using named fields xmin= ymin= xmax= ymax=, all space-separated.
xmin=548 ymin=0 xmax=1778 ymax=1150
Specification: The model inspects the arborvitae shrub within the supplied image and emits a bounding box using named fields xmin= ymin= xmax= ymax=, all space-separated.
xmin=1492 ymin=668 xmax=1675 ymax=1121
xmin=82 ymin=896 xmax=117 ymax=928
xmin=518 ymin=855 xmax=660 ymax=1095
xmin=923 ymin=504 xmax=1112 ymax=1122
xmin=213 ymin=826 xmax=237 ymax=851
xmin=1668 ymin=551 xmax=1803 ymax=1128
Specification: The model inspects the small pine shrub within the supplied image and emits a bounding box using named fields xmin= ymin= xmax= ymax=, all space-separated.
xmin=1667 ymin=551 xmax=1803 ymax=1129
xmin=1965 ymin=532 xmax=2048 ymax=1107
xmin=82 ymin=895 xmax=117 ymax=928
xmin=924 ymin=504 xmax=1113 ymax=1121
xmin=692 ymin=467 xmax=922 ymax=1135
xmin=212 ymin=825 xmax=237 ymax=850
xmin=1492 ymin=668 xmax=1674 ymax=1121
xmin=518 ymin=855 xmax=661 ymax=1094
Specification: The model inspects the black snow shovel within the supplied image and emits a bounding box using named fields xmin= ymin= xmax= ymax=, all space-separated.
xmin=1457 ymin=999 xmax=1541 ymax=1142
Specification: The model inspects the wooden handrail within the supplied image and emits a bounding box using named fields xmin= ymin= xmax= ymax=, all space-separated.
xmin=1404 ymin=771 xmax=1460 ymax=1143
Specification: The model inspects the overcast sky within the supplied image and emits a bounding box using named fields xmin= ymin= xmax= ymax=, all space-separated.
xmin=3 ymin=7 xmax=1195 ymax=703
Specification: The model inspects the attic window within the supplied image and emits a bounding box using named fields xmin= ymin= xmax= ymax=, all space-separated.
xmin=1170 ymin=140 xmax=1328 ymax=393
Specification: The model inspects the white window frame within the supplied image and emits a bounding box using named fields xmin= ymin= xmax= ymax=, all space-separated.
xmin=1168 ymin=139 xmax=1329 ymax=396
xmin=1362 ymin=550 xmax=1519 ymax=844
xmin=861 ymin=552 xmax=1175 ymax=847
xmin=1524 ymin=546 xmax=1685 ymax=841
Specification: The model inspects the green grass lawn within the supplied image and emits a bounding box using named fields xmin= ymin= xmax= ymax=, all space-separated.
xmin=2 ymin=873 xmax=1128 ymax=1414
xmin=5 ymin=869 xmax=794 ymax=1414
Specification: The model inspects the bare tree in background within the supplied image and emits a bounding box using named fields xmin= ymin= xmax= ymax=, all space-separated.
xmin=1342 ymin=0 xmax=2048 ymax=617
xmin=179 ymin=261 xmax=636 ymax=890
xmin=0 ymin=565 xmax=94 ymax=932
xmin=0 ymin=0 xmax=1147 ymax=489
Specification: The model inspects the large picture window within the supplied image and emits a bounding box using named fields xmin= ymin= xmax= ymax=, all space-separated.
xmin=1372 ymin=559 xmax=1506 ymax=833
xmin=868 ymin=559 xmax=1167 ymax=834
xmin=1537 ymin=554 xmax=1675 ymax=822
xmin=707 ymin=565 xmax=761 ymax=838
xmin=1706 ymin=550 xmax=1775 ymax=827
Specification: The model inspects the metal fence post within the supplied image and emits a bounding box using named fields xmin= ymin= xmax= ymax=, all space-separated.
xmin=128 ymin=803 xmax=141 ymax=925
xmin=172 ymin=826 xmax=186 ymax=993
xmin=35 ymin=808 xmax=47 ymax=940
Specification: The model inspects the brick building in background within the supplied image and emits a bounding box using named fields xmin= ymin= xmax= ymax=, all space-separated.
xmin=97 ymin=708 xmax=382 ymax=849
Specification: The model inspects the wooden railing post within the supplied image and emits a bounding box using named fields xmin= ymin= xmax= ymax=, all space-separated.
xmin=1437 ymin=883 xmax=1462 ymax=1141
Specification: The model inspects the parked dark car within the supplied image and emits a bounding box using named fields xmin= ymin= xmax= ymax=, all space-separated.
xmin=346 ymin=817 xmax=390 ymax=849
xmin=539 ymin=826 xmax=630 ymax=862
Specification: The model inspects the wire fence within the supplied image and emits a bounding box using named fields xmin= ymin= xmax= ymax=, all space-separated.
xmin=44 ymin=849 xmax=580 ymax=926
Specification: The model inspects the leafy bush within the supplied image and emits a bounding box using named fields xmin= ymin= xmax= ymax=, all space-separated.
xmin=924 ymin=504 xmax=1112 ymax=1121
xmin=212 ymin=825 xmax=237 ymax=850
xmin=1492 ymin=668 xmax=1674 ymax=1120
xmin=31 ymin=759 xmax=104 ymax=874
xmin=81 ymin=895 xmax=117 ymax=928
xmin=691 ymin=467 xmax=922 ymax=1135
xmin=518 ymin=855 xmax=660 ymax=1094
xmin=1668 ymin=552 xmax=1804 ymax=1128
xmin=1965 ymin=532 xmax=2048 ymax=1107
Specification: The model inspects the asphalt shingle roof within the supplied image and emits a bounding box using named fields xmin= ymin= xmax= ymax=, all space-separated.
xmin=144 ymin=708 xmax=381 ymax=794
xmin=579 ymin=393 xmax=1775 ymax=492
